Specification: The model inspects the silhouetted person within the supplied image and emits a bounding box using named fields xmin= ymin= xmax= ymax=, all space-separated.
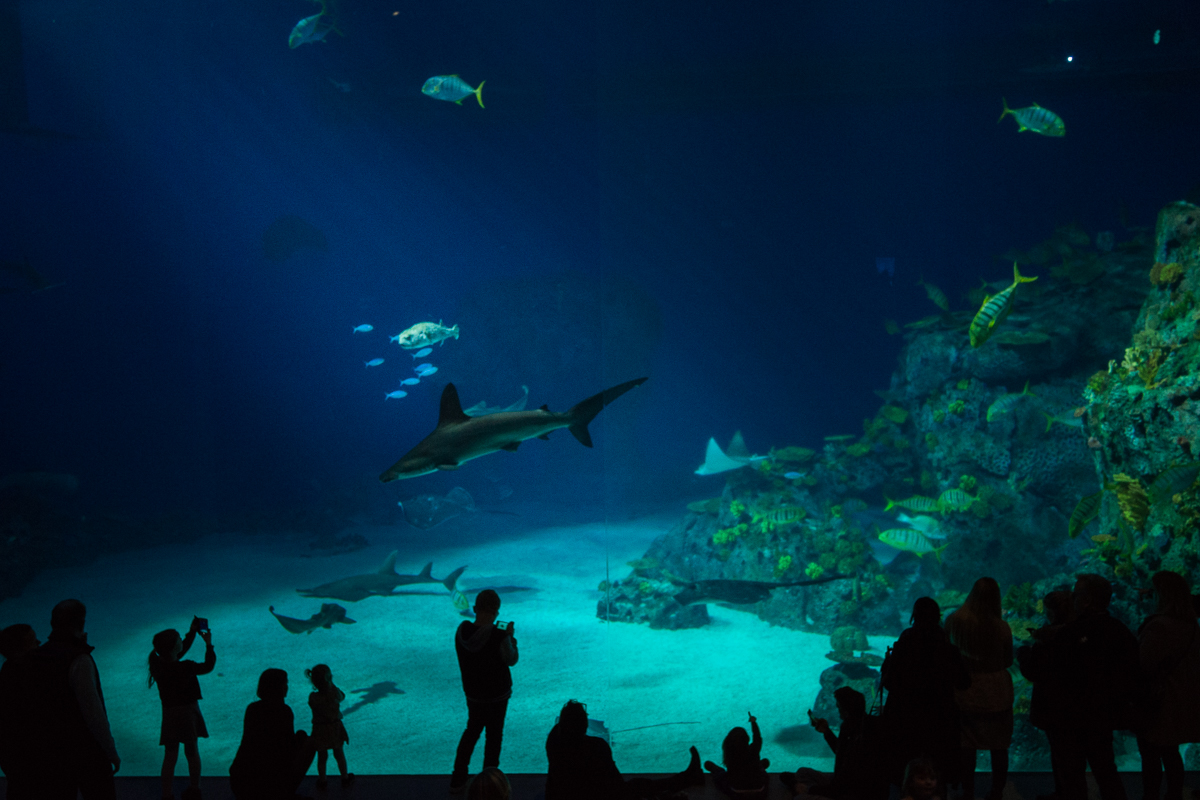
xmin=881 ymin=597 xmax=970 ymax=787
xmin=781 ymin=687 xmax=888 ymax=800
xmin=31 ymin=599 xmax=120 ymax=800
xmin=1040 ymin=574 xmax=1138 ymax=800
xmin=0 ymin=623 xmax=41 ymax=800
xmin=229 ymin=669 xmax=315 ymax=800
xmin=451 ymin=589 xmax=519 ymax=794
xmin=465 ymin=767 xmax=512 ymax=800
xmin=705 ymin=712 xmax=769 ymax=799
xmin=544 ymin=699 xmax=704 ymax=800
xmin=149 ymin=617 xmax=216 ymax=800
xmin=1016 ymin=590 xmax=1074 ymax=800
xmin=305 ymin=664 xmax=352 ymax=788
xmin=1135 ymin=571 xmax=1200 ymax=800
xmin=944 ymin=578 xmax=1013 ymax=800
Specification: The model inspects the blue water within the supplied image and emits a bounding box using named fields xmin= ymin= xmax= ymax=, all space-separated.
xmin=2 ymin=0 xmax=1200 ymax=776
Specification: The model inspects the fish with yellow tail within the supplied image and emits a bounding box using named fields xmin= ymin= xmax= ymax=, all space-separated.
xmin=998 ymin=98 xmax=1065 ymax=137
xmin=422 ymin=75 xmax=485 ymax=108
xmin=878 ymin=529 xmax=949 ymax=562
xmin=969 ymin=263 xmax=1037 ymax=347
xmin=917 ymin=277 xmax=949 ymax=311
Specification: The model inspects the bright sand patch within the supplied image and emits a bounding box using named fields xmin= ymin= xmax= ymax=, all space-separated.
xmin=0 ymin=510 xmax=875 ymax=775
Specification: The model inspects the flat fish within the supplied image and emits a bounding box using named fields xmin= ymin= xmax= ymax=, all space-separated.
xmin=399 ymin=487 xmax=476 ymax=529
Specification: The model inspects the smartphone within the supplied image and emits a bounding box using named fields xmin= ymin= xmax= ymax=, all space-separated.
xmin=193 ymin=616 xmax=209 ymax=632
xmin=807 ymin=710 xmax=816 ymax=722
xmin=495 ymin=620 xmax=509 ymax=631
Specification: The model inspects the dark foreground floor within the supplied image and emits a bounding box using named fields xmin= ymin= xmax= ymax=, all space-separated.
xmin=3 ymin=772 xmax=1194 ymax=800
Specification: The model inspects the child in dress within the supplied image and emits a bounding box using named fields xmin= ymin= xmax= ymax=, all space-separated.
xmin=305 ymin=664 xmax=353 ymax=788
xmin=148 ymin=617 xmax=216 ymax=800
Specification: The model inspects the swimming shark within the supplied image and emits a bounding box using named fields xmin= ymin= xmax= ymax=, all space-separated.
xmin=694 ymin=431 xmax=768 ymax=476
xmin=672 ymin=574 xmax=849 ymax=606
xmin=297 ymin=552 xmax=466 ymax=602
xmin=379 ymin=377 xmax=648 ymax=482
xmin=269 ymin=603 xmax=356 ymax=634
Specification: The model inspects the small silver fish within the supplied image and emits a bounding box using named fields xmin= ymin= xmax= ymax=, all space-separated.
xmin=783 ymin=471 xmax=803 ymax=480
xmin=414 ymin=363 xmax=434 ymax=373
xmin=288 ymin=8 xmax=337 ymax=48
xmin=417 ymin=366 xmax=438 ymax=377
xmin=421 ymin=75 xmax=485 ymax=108
xmin=365 ymin=358 xmax=385 ymax=367
xmin=412 ymin=347 xmax=433 ymax=359
xmin=400 ymin=378 xmax=420 ymax=386
xmin=352 ymin=324 xmax=373 ymax=333
xmin=385 ymin=390 xmax=408 ymax=400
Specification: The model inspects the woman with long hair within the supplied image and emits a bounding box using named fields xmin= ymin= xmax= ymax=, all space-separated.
xmin=1136 ymin=570 xmax=1200 ymax=800
xmin=944 ymin=578 xmax=1013 ymax=800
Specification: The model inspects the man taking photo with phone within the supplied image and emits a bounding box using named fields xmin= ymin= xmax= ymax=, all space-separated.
xmin=449 ymin=589 xmax=519 ymax=794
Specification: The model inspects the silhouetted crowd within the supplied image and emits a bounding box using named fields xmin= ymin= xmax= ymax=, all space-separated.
xmin=2 ymin=572 xmax=1199 ymax=800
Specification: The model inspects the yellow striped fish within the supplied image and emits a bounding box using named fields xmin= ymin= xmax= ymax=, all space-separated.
xmin=918 ymin=278 xmax=949 ymax=311
xmin=884 ymin=495 xmax=940 ymax=514
xmin=969 ymin=263 xmax=1037 ymax=347
xmin=938 ymin=489 xmax=973 ymax=512
xmin=986 ymin=381 xmax=1035 ymax=421
xmin=878 ymin=529 xmax=949 ymax=562
xmin=758 ymin=507 xmax=806 ymax=524
xmin=999 ymin=98 xmax=1065 ymax=137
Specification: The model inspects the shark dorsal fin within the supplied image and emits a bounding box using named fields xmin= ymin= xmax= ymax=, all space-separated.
xmin=437 ymin=384 xmax=471 ymax=428
xmin=417 ymin=561 xmax=433 ymax=579
xmin=726 ymin=430 xmax=751 ymax=458
xmin=379 ymin=550 xmax=399 ymax=574
xmin=539 ymin=404 xmax=549 ymax=411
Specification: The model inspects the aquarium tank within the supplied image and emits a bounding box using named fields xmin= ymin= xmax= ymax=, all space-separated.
xmin=2 ymin=0 xmax=1200 ymax=778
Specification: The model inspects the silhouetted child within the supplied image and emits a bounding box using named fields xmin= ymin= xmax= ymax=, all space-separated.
xmin=149 ymin=617 xmax=216 ymax=800
xmin=465 ymin=767 xmax=512 ymax=799
xmin=900 ymin=758 xmax=944 ymax=800
xmin=706 ymin=712 xmax=769 ymax=799
xmin=305 ymin=664 xmax=352 ymax=788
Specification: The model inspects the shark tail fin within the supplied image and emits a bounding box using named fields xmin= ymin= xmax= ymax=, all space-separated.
xmin=442 ymin=565 xmax=467 ymax=591
xmin=379 ymin=551 xmax=399 ymax=575
xmin=566 ymin=377 xmax=648 ymax=447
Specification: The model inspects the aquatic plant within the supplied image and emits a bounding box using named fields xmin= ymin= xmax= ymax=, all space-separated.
xmin=1150 ymin=261 xmax=1184 ymax=286
xmin=846 ymin=442 xmax=871 ymax=458
xmin=637 ymin=580 xmax=653 ymax=595
xmin=956 ymin=379 xmax=971 ymax=390
xmin=1109 ymin=473 xmax=1150 ymax=531
xmin=948 ymin=400 xmax=966 ymax=415
xmin=932 ymin=409 xmax=946 ymax=423
xmin=805 ymin=562 xmax=824 ymax=579
xmin=774 ymin=554 xmax=793 ymax=578
xmin=713 ymin=523 xmax=748 ymax=546
xmin=1001 ymin=582 xmax=1036 ymax=618
xmin=1087 ymin=370 xmax=1109 ymax=393
xmin=729 ymin=499 xmax=747 ymax=519
xmin=958 ymin=475 xmax=977 ymax=491
xmin=925 ymin=433 xmax=938 ymax=449
xmin=879 ymin=405 xmax=908 ymax=425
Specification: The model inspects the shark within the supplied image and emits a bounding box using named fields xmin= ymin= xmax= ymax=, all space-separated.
xmin=297 ymin=552 xmax=466 ymax=602
xmin=694 ymin=431 xmax=769 ymax=476
xmin=672 ymin=574 xmax=849 ymax=606
xmin=269 ymin=603 xmax=356 ymax=634
xmin=379 ymin=377 xmax=648 ymax=482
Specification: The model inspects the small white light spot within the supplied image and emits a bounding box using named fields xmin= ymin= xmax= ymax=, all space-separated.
xmin=1066 ymin=55 xmax=1074 ymax=63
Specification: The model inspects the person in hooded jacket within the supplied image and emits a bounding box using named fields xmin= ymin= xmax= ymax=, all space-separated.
xmin=1136 ymin=570 xmax=1200 ymax=800
xmin=450 ymin=589 xmax=519 ymax=794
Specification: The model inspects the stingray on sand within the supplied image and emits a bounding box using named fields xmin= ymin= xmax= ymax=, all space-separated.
xmin=262 ymin=215 xmax=328 ymax=262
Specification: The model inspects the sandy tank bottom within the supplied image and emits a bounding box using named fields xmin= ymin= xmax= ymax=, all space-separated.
xmin=0 ymin=509 xmax=869 ymax=776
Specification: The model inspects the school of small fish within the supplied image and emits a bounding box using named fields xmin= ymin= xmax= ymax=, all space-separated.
xmin=350 ymin=320 xmax=459 ymax=403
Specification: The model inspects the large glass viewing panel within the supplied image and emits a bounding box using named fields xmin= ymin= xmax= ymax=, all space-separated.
xmin=2 ymin=0 xmax=1199 ymax=777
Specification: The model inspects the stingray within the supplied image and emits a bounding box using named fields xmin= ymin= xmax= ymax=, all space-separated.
xmin=463 ymin=385 xmax=530 ymax=417
xmin=262 ymin=215 xmax=328 ymax=262
xmin=672 ymin=574 xmax=849 ymax=606
xmin=399 ymin=487 xmax=518 ymax=529
xmin=0 ymin=257 xmax=64 ymax=293
xmin=694 ymin=431 xmax=768 ymax=476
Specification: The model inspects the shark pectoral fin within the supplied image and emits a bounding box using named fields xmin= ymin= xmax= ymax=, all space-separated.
xmin=344 ymin=617 xmax=356 ymax=624
xmin=500 ymin=442 xmax=521 ymax=452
